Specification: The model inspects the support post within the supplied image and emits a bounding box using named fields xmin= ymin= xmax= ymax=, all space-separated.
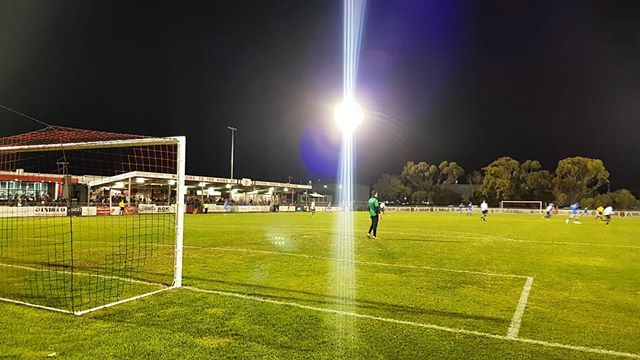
xmin=173 ymin=136 xmax=186 ymax=288
xmin=228 ymin=126 xmax=236 ymax=180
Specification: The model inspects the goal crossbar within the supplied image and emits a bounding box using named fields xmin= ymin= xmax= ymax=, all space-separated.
xmin=0 ymin=137 xmax=180 ymax=153
xmin=499 ymin=201 xmax=543 ymax=211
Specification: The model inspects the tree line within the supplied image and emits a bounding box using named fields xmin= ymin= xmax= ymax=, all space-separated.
xmin=374 ymin=156 xmax=639 ymax=209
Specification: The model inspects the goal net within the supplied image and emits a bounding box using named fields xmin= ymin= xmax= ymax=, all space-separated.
xmin=0 ymin=126 xmax=185 ymax=315
xmin=499 ymin=200 xmax=543 ymax=212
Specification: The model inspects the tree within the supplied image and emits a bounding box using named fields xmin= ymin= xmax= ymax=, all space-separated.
xmin=478 ymin=157 xmax=553 ymax=203
xmin=477 ymin=157 xmax=521 ymax=202
xmin=400 ymin=160 xmax=466 ymax=204
xmin=610 ymin=189 xmax=638 ymax=209
xmin=520 ymin=160 xmax=553 ymax=202
xmin=374 ymin=173 xmax=410 ymax=202
xmin=438 ymin=161 xmax=465 ymax=185
xmin=400 ymin=161 xmax=439 ymax=194
xmin=582 ymin=190 xmax=638 ymax=210
xmin=467 ymin=170 xmax=483 ymax=185
xmin=410 ymin=191 xmax=430 ymax=204
xmin=552 ymin=157 xmax=609 ymax=205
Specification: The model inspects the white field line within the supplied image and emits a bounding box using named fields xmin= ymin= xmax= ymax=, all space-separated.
xmin=73 ymin=287 xmax=173 ymax=316
xmin=0 ymin=262 xmax=164 ymax=287
xmin=187 ymin=223 xmax=640 ymax=250
xmin=491 ymin=237 xmax=640 ymax=250
xmin=181 ymin=245 xmax=529 ymax=279
xmin=0 ymin=296 xmax=73 ymax=314
xmin=383 ymin=227 xmax=640 ymax=250
xmin=184 ymin=286 xmax=640 ymax=359
xmin=0 ymin=262 xmax=169 ymax=315
xmin=507 ymin=277 xmax=534 ymax=339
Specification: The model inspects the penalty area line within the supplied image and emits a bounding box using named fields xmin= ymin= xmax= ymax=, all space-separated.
xmin=183 ymin=286 xmax=639 ymax=359
xmin=182 ymin=245 xmax=529 ymax=279
xmin=507 ymin=276 xmax=534 ymax=339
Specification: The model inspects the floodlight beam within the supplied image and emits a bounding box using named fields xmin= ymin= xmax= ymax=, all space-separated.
xmin=333 ymin=0 xmax=366 ymax=354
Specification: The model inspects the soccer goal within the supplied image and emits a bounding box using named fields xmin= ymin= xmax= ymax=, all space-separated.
xmin=499 ymin=201 xmax=543 ymax=212
xmin=0 ymin=126 xmax=185 ymax=315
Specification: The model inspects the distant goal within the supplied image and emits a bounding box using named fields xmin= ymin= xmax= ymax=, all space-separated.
xmin=499 ymin=201 xmax=543 ymax=212
xmin=0 ymin=126 xmax=185 ymax=315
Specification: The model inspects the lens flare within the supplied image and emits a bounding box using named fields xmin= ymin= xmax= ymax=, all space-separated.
xmin=334 ymin=99 xmax=364 ymax=134
xmin=333 ymin=0 xmax=367 ymax=354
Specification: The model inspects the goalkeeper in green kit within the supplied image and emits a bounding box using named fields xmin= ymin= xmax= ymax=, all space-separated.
xmin=367 ymin=191 xmax=381 ymax=239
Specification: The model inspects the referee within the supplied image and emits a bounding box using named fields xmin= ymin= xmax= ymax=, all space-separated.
xmin=367 ymin=191 xmax=381 ymax=239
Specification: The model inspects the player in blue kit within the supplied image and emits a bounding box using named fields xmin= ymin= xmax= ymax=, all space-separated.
xmin=565 ymin=203 xmax=581 ymax=224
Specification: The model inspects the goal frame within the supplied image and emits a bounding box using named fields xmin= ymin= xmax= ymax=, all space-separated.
xmin=499 ymin=200 xmax=543 ymax=212
xmin=0 ymin=136 xmax=186 ymax=315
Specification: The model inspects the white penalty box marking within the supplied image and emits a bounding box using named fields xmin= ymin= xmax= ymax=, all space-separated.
xmin=184 ymin=286 xmax=639 ymax=359
xmin=189 ymin=224 xmax=640 ymax=250
xmin=186 ymin=245 xmax=535 ymax=337
xmin=183 ymin=245 xmax=529 ymax=279
xmin=507 ymin=276 xmax=534 ymax=339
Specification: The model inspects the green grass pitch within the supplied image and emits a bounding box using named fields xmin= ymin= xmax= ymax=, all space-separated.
xmin=1 ymin=211 xmax=639 ymax=359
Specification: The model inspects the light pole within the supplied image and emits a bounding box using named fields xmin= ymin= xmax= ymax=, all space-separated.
xmin=227 ymin=126 xmax=237 ymax=179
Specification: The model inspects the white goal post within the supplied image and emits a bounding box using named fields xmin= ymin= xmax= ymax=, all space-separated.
xmin=499 ymin=201 xmax=543 ymax=212
xmin=0 ymin=128 xmax=185 ymax=315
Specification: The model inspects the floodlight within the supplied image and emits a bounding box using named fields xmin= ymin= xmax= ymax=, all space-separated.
xmin=135 ymin=178 xmax=145 ymax=184
xmin=334 ymin=99 xmax=364 ymax=133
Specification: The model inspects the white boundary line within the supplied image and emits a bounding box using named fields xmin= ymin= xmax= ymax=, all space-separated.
xmin=186 ymin=223 xmax=640 ymax=250
xmin=507 ymin=277 xmax=534 ymax=338
xmin=0 ymin=262 xmax=168 ymax=315
xmin=386 ymin=228 xmax=640 ymax=250
xmin=73 ymin=287 xmax=173 ymax=316
xmin=181 ymin=245 xmax=529 ymax=279
xmin=492 ymin=237 xmax=640 ymax=250
xmin=0 ymin=296 xmax=73 ymax=314
xmin=184 ymin=286 xmax=640 ymax=359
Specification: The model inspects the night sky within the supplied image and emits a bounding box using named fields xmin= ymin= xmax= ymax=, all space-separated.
xmin=1 ymin=1 xmax=639 ymax=189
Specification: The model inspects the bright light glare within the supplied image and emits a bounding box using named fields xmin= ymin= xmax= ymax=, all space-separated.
xmin=334 ymin=99 xmax=363 ymax=133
